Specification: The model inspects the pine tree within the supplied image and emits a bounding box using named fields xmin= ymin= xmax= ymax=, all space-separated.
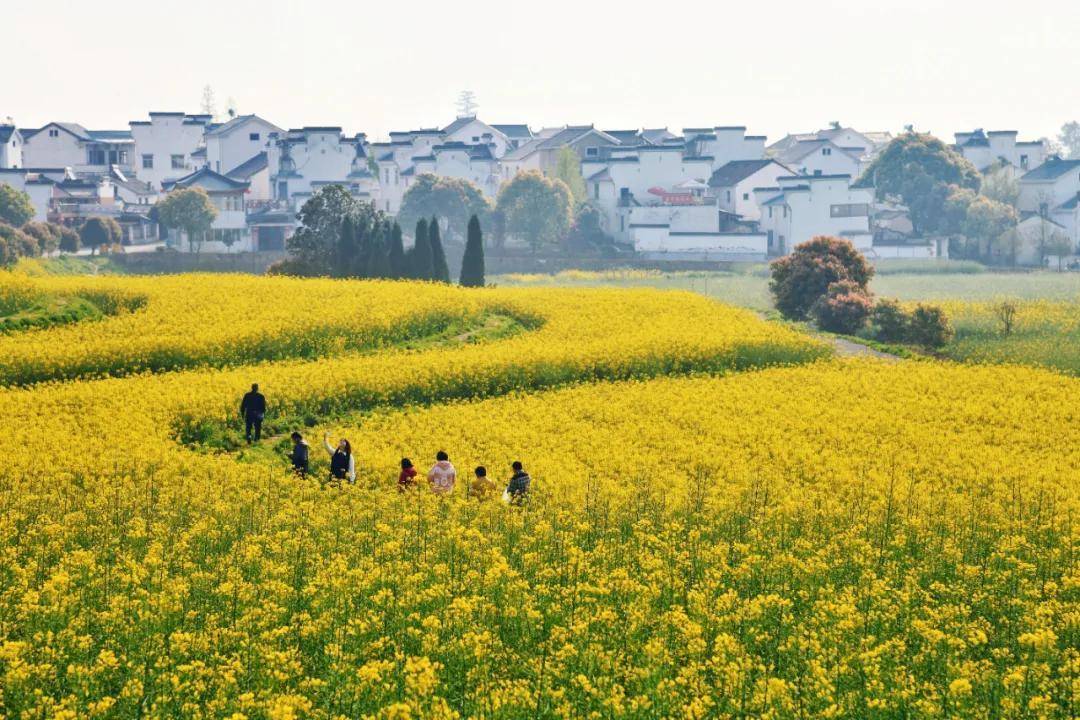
xmin=369 ymin=227 xmax=393 ymax=279
xmin=388 ymin=222 xmax=406 ymax=278
xmin=429 ymin=216 xmax=450 ymax=283
xmin=336 ymin=214 xmax=358 ymax=278
xmin=411 ymin=218 xmax=433 ymax=280
xmin=460 ymin=214 xmax=485 ymax=287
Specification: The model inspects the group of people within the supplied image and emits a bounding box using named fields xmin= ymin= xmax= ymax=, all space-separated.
xmin=240 ymin=384 xmax=532 ymax=503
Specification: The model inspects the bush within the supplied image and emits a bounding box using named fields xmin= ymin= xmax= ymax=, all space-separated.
xmin=871 ymin=299 xmax=909 ymax=343
xmin=0 ymin=223 xmax=39 ymax=266
xmin=21 ymin=222 xmax=62 ymax=255
xmin=266 ymin=256 xmax=319 ymax=277
xmin=769 ymin=236 xmax=873 ymax=320
xmin=58 ymin=225 xmax=81 ymax=254
xmin=811 ymin=280 xmax=873 ymax=334
xmin=908 ymin=304 xmax=953 ymax=349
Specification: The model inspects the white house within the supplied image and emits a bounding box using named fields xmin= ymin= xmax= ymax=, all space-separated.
xmin=708 ymin=159 xmax=793 ymax=221
xmin=955 ymin=129 xmax=1046 ymax=174
xmin=756 ymin=174 xmax=874 ymax=255
xmin=681 ymin=126 xmax=767 ymax=170
xmin=161 ymin=167 xmax=252 ymax=252
xmin=499 ymin=126 xmax=620 ymax=180
xmin=129 ymin=112 xmax=212 ymax=189
xmin=1019 ymin=156 xmax=1080 ymax=246
xmin=624 ymin=204 xmax=767 ymax=261
xmin=226 ymin=151 xmax=271 ymax=202
xmin=21 ymin=122 xmax=135 ymax=176
xmin=203 ymin=114 xmax=284 ymax=176
xmin=1016 ymin=213 xmax=1075 ymax=266
xmin=0 ymin=125 xmax=23 ymax=168
xmin=0 ymin=168 xmax=62 ymax=221
xmin=772 ymin=138 xmax=862 ymax=178
xmin=769 ymin=125 xmax=892 ymax=177
xmin=491 ymin=124 xmax=533 ymax=150
xmin=412 ymin=141 xmax=501 ymax=197
xmin=268 ymin=127 xmax=374 ymax=211
xmin=440 ymin=116 xmax=512 ymax=158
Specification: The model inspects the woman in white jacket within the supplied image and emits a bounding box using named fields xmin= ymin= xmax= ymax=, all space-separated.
xmin=323 ymin=433 xmax=356 ymax=485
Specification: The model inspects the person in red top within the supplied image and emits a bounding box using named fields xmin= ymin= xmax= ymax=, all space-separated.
xmin=398 ymin=458 xmax=418 ymax=492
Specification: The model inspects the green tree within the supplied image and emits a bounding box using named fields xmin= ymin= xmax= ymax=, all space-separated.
xmin=336 ymin=214 xmax=359 ymax=277
xmin=285 ymin=185 xmax=365 ymax=273
xmin=429 ymin=217 xmax=450 ymax=283
xmin=769 ymin=236 xmax=874 ymax=320
xmin=157 ymin=187 xmax=218 ymax=255
xmin=1058 ymin=121 xmax=1080 ymax=159
xmin=495 ymin=170 xmax=573 ymax=252
xmin=0 ymin=223 xmax=38 ymax=266
xmin=980 ymin=163 xmax=1020 ymax=208
xmin=564 ymin=204 xmax=614 ymax=253
xmin=58 ymin=225 xmax=80 ymax=254
xmin=368 ymin=225 xmax=393 ymax=279
xmin=79 ymin=217 xmax=121 ymax=256
xmin=963 ymin=195 xmax=1018 ymax=261
xmin=388 ymin=222 xmax=406 ymax=278
xmin=21 ymin=221 xmax=62 ymax=255
xmin=553 ymin=146 xmax=587 ymax=204
xmin=459 ymin=215 xmax=485 ymax=287
xmin=410 ymin=218 xmax=433 ymax=280
xmin=398 ymin=174 xmax=491 ymax=240
xmin=863 ymin=133 xmax=980 ymax=235
xmin=0 ymin=184 xmax=35 ymax=228
xmin=1046 ymin=232 xmax=1074 ymax=270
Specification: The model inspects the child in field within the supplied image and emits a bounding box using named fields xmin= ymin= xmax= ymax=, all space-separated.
xmin=289 ymin=432 xmax=309 ymax=478
xmin=505 ymin=461 xmax=531 ymax=504
xmin=398 ymin=458 xmax=418 ymax=491
xmin=427 ymin=451 xmax=457 ymax=495
xmin=469 ymin=466 xmax=497 ymax=499
xmin=323 ymin=433 xmax=356 ymax=485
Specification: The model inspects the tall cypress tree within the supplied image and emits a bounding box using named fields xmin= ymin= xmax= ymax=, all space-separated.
xmin=460 ymin=214 xmax=485 ymax=287
xmin=336 ymin=214 xmax=358 ymax=278
xmin=369 ymin=225 xmax=393 ymax=279
xmin=429 ymin=216 xmax=450 ymax=283
xmin=411 ymin=218 xmax=433 ymax=280
xmin=388 ymin=222 xmax=406 ymax=279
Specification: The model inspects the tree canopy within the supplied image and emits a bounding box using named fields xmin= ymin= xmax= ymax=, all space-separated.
xmin=398 ymin=174 xmax=491 ymax=240
xmin=157 ymin=187 xmax=217 ymax=253
xmin=0 ymin=185 xmax=35 ymax=228
xmin=862 ymin=133 xmax=980 ymax=235
xmin=459 ymin=215 xmax=485 ymax=287
xmin=495 ymin=171 xmax=573 ymax=252
xmin=769 ymin=236 xmax=874 ymax=320
xmin=79 ymin=217 xmax=122 ymax=255
xmin=553 ymin=146 xmax=587 ymax=205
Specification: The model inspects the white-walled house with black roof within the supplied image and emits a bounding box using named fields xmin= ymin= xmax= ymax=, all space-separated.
xmin=267 ymin=127 xmax=375 ymax=211
xmin=0 ymin=125 xmax=24 ymax=168
xmin=954 ymin=129 xmax=1046 ymax=174
xmin=161 ymin=167 xmax=253 ymax=253
xmin=708 ymin=159 xmax=793 ymax=221
xmin=755 ymin=174 xmax=874 ymax=256
xmin=21 ymin=122 xmax=135 ymax=176
xmin=203 ymin=114 xmax=283 ymax=178
xmin=1019 ymin=156 xmax=1080 ymax=250
xmin=129 ymin=112 xmax=212 ymax=189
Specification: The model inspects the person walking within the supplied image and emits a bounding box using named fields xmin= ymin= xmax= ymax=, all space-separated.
xmin=398 ymin=458 xmax=418 ymax=492
xmin=289 ymin=432 xmax=309 ymax=478
xmin=505 ymin=461 xmax=532 ymax=504
xmin=239 ymin=383 xmax=266 ymax=443
xmin=323 ymin=433 xmax=356 ymax=486
xmin=427 ymin=451 xmax=457 ymax=495
xmin=469 ymin=466 xmax=497 ymax=500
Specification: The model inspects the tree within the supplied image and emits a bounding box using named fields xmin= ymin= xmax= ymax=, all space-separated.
xmin=863 ymin=133 xmax=980 ymax=234
xmin=1058 ymin=121 xmax=1080 ymax=159
xmin=0 ymin=223 xmax=38 ymax=266
xmin=980 ymin=163 xmax=1020 ymax=208
xmin=200 ymin=85 xmax=217 ymax=119
xmin=553 ymin=146 xmax=587 ymax=204
xmin=368 ymin=225 xmax=393 ymax=279
xmin=908 ymin=304 xmax=953 ymax=349
xmin=811 ymin=280 xmax=873 ymax=334
xmin=286 ymin=185 xmax=358 ymax=270
xmin=336 ymin=214 xmax=359 ymax=277
xmin=1046 ymin=231 xmax=1074 ymax=270
xmin=564 ymin=204 xmax=615 ymax=254
xmin=21 ymin=221 xmax=62 ymax=255
xmin=57 ymin=225 xmax=80 ymax=254
xmin=460 ymin=215 xmax=485 ymax=287
xmin=0 ymin=184 xmax=35 ymax=228
xmin=397 ymin=174 xmax=491 ymax=241
xmin=428 ymin=217 xmax=450 ymax=283
xmin=388 ymin=222 xmax=406 ymax=278
xmin=410 ymin=218 xmax=433 ymax=280
xmin=495 ymin=171 xmax=573 ymax=252
xmin=79 ymin=217 xmax=121 ymax=256
xmin=769 ymin=236 xmax=874 ymax=320
xmin=870 ymin=299 xmax=909 ymax=343
xmin=963 ymin=196 xmax=1017 ymax=261
xmin=157 ymin=187 xmax=217 ymax=255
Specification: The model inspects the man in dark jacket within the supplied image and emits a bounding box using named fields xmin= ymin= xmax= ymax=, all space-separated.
xmin=290 ymin=432 xmax=309 ymax=477
xmin=506 ymin=461 xmax=531 ymax=504
xmin=239 ymin=383 xmax=266 ymax=443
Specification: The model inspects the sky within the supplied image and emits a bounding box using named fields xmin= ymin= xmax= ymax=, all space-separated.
xmin=5 ymin=0 xmax=1078 ymax=144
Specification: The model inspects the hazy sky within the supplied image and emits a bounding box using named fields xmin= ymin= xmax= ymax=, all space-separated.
xmin=6 ymin=0 xmax=1078 ymax=144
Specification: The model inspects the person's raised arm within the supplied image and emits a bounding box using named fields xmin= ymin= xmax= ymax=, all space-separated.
xmin=323 ymin=434 xmax=334 ymax=455
xmin=348 ymin=455 xmax=356 ymax=483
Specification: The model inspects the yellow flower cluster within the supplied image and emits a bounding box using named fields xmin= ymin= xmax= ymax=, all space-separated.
xmin=0 ymin=273 xmax=1076 ymax=718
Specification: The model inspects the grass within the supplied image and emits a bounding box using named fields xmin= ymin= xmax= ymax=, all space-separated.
xmin=13 ymin=255 xmax=125 ymax=276
xmin=0 ymin=288 xmax=105 ymax=334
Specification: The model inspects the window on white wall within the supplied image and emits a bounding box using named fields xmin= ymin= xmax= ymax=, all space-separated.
xmin=49 ymin=129 xmax=59 ymax=137
xmin=171 ymin=155 xmax=185 ymax=170
xmin=249 ymin=133 xmax=260 ymax=141
xmin=142 ymin=154 xmax=153 ymax=169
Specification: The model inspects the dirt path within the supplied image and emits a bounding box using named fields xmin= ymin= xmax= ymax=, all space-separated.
xmin=828 ymin=336 xmax=902 ymax=361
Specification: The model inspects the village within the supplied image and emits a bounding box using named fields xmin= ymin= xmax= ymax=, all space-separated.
xmin=1 ymin=105 xmax=1078 ymax=268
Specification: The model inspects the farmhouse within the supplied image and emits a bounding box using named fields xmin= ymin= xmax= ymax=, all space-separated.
xmin=162 ymin=167 xmax=252 ymax=253
xmin=708 ymin=159 xmax=793 ymax=221
xmin=755 ymin=174 xmax=873 ymax=256
xmin=129 ymin=112 xmax=212 ymax=189
xmin=954 ymin=129 xmax=1046 ymax=174
xmin=21 ymin=122 xmax=135 ymax=177
xmin=0 ymin=125 xmax=24 ymax=168
xmin=1018 ymin=156 xmax=1080 ymax=247
xmin=202 ymin=114 xmax=283 ymax=177
xmin=267 ymin=127 xmax=374 ymax=211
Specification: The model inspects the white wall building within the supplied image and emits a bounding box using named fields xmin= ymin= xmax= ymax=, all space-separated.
xmin=203 ymin=114 xmax=283 ymax=176
xmin=0 ymin=168 xmax=62 ymax=221
xmin=955 ymin=129 xmax=1046 ymax=174
xmin=440 ymin=116 xmax=512 ymax=158
xmin=1019 ymin=156 xmax=1080 ymax=248
xmin=268 ymin=127 xmax=374 ymax=211
xmin=624 ymin=203 xmax=768 ymax=260
xmin=129 ymin=112 xmax=211 ymax=189
xmin=21 ymin=122 xmax=135 ymax=176
xmin=756 ymin=174 xmax=873 ymax=255
xmin=772 ymin=138 xmax=862 ymax=178
xmin=708 ymin=159 xmax=793 ymax=221
xmin=0 ymin=126 xmax=23 ymax=168
xmin=500 ymin=126 xmax=620 ymax=180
